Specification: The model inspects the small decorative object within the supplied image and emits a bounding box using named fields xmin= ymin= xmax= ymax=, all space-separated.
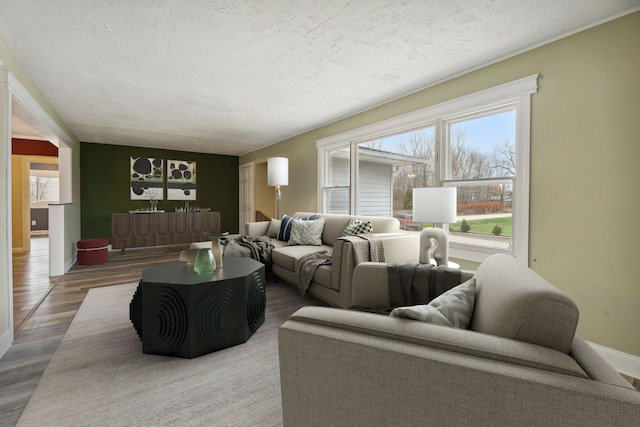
xmin=149 ymin=198 xmax=158 ymax=211
xmin=194 ymin=248 xmax=215 ymax=274
xmin=211 ymin=237 xmax=223 ymax=269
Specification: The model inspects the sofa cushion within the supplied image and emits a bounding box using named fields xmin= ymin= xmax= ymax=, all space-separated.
xmin=289 ymin=218 xmax=326 ymax=246
xmin=278 ymin=214 xmax=317 ymax=241
xmin=343 ymin=219 xmax=374 ymax=236
xmin=390 ymin=279 xmax=476 ymax=328
xmin=311 ymin=264 xmax=333 ymax=289
xmin=272 ymin=244 xmax=334 ymax=272
xmin=470 ymin=254 xmax=579 ymax=354
xmin=267 ymin=219 xmax=281 ymax=238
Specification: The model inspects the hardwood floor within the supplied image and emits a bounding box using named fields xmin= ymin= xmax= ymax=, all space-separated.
xmin=11 ymin=237 xmax=58 ymax=333
xmin=1 ymin=240 xmax=192 ymax=426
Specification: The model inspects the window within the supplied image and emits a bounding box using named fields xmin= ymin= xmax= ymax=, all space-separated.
xmin=30 ymin=162 xmax=60 ymax=207
xmin=322 ymin=145 xmax=350 ymax=214
xmin=443 ymin=108 xmax=516 ymax=255
xmin=317 ymin=75 xmax=538 ymax=262
xmin=30 ymin=176 xmax=59 ymax=203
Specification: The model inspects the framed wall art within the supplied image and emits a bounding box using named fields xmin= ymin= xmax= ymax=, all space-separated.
xmin=130 ymin=156 xmax=164 ymax=200
xmin=167 ymin=159 xmax=196 ymax=200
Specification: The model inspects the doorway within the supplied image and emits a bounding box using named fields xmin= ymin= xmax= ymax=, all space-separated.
xmin=5 ymin=73 xmax=75 ymax=345
xmin=10 ymin=128 xmax=60 ymax=334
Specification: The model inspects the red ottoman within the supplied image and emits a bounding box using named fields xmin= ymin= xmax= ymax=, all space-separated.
xmin=77 ymin=238 xmax=109 ymax=265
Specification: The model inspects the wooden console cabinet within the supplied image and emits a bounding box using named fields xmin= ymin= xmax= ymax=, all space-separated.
xmin=111 ymin=212 xmax=221 ymax=250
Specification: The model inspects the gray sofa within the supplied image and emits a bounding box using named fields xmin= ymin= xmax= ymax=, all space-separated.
xmin=278 ymin=254 xmax=640 ymax=426
xmin=245 ymin=212 xmax=419 ymax=308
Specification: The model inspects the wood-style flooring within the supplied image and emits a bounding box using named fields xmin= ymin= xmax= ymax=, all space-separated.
xmin=1 ymin=238 xmax=193 ymax=426
xmin=11 ymin=237 xmax=58 ymax=333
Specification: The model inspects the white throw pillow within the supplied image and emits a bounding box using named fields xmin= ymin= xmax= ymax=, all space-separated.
xmin=389 ymin=278 xmax=477 ymax=329
xmin=288 ymin=218 xmax=326 ymax=246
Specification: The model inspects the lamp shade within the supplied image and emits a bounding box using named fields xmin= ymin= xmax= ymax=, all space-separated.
xmin=267 ymin=157 xmax=289 ymax=186
xmin=413 ymin=187 xmax=457 ymax=224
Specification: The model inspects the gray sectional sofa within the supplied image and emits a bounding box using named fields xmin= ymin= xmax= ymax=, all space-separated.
xmin=279 ymin=254 xmax=640 ymax=426
xmin=245 ymin=212 xmax=419 ymax=308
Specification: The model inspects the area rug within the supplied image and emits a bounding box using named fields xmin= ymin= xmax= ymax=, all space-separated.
xmin=17 ymin=280 xmax=320 ymax=426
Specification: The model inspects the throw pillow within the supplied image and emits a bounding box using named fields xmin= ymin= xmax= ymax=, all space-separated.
xmin=267 ymin=219 xmax=281 ymax=238
xmin=288 ymin=218 xmax=326 ymax=246
xmin=389 ymin=278 xmax=477 ymax=329
xmin=277 ymin=214 xmax=317 ymax=241
xmin=342 ymin=219 xmax=374 ymax=236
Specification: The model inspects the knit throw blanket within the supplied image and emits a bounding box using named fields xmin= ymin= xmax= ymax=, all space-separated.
xmin=338 ymin=234 xmax=385 ymax=265
xmin=294 ymin=250 xmax=333 ymax=295
xmin=219 ymin=235 xmax=274 ymax=269
xmin=387 ymin=263 xmax=462 ymax=308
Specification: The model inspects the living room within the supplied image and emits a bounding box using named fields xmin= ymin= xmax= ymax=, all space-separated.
xmin=0 ymin=2 xmax=639 ymax=425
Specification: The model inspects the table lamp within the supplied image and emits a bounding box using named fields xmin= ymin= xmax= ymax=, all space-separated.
xmin=413 ymin=187 xmax=457 ymax=265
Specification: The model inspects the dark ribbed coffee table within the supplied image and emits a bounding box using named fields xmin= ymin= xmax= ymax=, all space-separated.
xmin=129 ymin=257 xmax=266 ymax=359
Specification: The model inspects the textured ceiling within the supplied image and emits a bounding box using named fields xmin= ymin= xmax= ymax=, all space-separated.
xmin=1 ymin=1 xmax=638 ymax=156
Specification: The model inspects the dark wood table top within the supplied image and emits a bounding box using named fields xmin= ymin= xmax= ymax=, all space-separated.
xmin=141 ymin=257 xmax=264 ymax=285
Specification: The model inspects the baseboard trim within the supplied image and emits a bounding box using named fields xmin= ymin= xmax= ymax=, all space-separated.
xmin=0 ymin=328 xmax=13 ymax=359
xmin=589 ymin=341 xmax=640 ymax=379
xmin=65 ymin=255 xmax=76 ymax=274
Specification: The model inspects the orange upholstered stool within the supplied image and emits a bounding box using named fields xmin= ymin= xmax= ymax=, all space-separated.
xmin=77 ymin=238 xmax=109 ymax=265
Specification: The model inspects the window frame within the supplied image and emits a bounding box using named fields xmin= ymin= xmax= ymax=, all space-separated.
xmin=316 ymin=74 xmax=538 ymax=263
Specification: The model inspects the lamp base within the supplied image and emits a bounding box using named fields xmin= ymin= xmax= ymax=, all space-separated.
xmin=275 ymin=186 xmax=281 ymax=219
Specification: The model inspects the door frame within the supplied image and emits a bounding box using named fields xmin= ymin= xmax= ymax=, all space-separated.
xmin=2 ymin=71 xmax=74 ymax=356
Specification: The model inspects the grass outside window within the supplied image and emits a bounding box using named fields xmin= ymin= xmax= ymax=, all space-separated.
xmin=448 ymin=217 xmax=512 ymax=236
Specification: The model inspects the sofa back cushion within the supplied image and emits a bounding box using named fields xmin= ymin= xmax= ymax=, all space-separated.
xmin=470 ymin=254 xmax=579 ymax=354
xmin=294 ymin=212 xmax=400 ymax=245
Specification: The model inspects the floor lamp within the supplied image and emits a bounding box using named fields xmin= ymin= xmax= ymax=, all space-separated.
xmin=413 ymin=187 xmax=457 ymax=265
xmin=267 ymin=157 xmax=288 ymax=220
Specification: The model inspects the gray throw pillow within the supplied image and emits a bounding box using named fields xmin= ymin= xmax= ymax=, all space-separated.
xmin=288 ymin=218 xmax=326 ymax=246
xmin=267 ymin=219 xmax=281 ymax=238
xmin=389 ymin=278 xmax=477 ymax=329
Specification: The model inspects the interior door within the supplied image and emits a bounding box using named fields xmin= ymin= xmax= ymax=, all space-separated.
xmin=239 ymin=163 xmax=254 ymax=235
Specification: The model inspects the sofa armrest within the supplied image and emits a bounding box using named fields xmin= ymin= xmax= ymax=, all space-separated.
xmin=245 ymin=221 xmax=269 ymax=237
xmin=279 ymin=307 xmax=640 ymax=426
xmin=352 ymin=262 xmax=475 ymax=308
xmin=330 ymin=233 xmax=420 ymax=308
xmin=352 ymin=262 xmax=390 ymax=307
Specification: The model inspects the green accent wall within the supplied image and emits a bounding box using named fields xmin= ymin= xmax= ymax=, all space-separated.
xmin=81 ymin=142 xmax=239 ymax=242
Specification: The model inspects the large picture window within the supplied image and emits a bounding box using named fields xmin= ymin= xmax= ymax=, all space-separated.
xmin=316 ymin=75 xmax=538 ymax=262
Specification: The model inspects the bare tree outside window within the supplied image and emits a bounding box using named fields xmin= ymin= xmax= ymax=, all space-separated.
xmin=30 ymin=176 xmax=60 ymax=203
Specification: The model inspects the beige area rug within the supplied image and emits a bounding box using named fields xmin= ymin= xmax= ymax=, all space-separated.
xmin=17 ymin=280 xmax=322 ymax=426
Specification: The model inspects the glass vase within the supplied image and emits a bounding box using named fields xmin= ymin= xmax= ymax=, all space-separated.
xmin=194 ymin=248 xmax=215 ymax=274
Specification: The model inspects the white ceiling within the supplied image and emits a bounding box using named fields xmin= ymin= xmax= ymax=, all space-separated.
xmin=1 ymin=1 xmax=638 ymax=156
